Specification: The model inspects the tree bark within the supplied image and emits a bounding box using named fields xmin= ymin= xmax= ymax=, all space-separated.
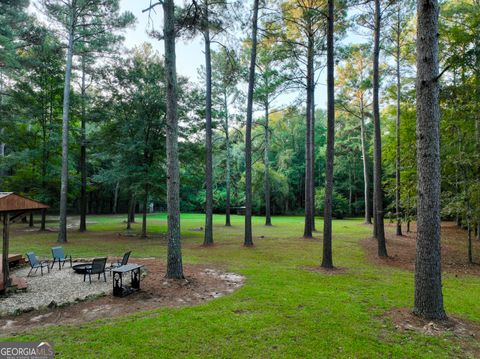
xmin=360 ymin=102 xmax=371 ymax=224
xmin=311 ymin=84 xmax=316 ymax=232
xmin=303 ymin=28 xmax=314 ymax=239
xmin=112 ymin=181 xmax=119 ymax=214
xmin=127 ymin=193 xmax=135 ymax=230
xmin=2 ymin=213 xmax=10 ymax=292
xmin=128 ymin=194 xmax=136 ymax=224
xmin=203 ymin=12 xmax=214 ymax=246
xmin=372 ymin=0 xmax=387 ymax=256
xmin=58 ymin=21 xmax=75 ymax=243
xmin=79 ymin=53 xmax=87 ymax=233
xmin=395 ymin=6 xmax=402 ymax=236
xmin=468 ymin=220 xmax=473 ymax=263
xmin=321 ymin=0 xmax=335 ymax=269
xmin=264 ymin=99 xmax=272 ymax=226
xmin=244 ymin=0 xmax=260 ymax=247
xmin=141 ymin=185 xmax=148 ymax=239
xmin=224 ymin=92 xmax=232 ymax=227
xmin=40 ymin=209 xmax=46 ymax=231
xmin=0 ymin=75 xmax=5 ymax=175
xmin=413 ymin=0 xmax=447 ymax=320
xmin=164 ymin=0 xmax=184 ymax=278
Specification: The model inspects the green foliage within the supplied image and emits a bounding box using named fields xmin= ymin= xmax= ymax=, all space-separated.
xmin=315 ymin=187 xmax=349 ymax=219
xmin=252 ymin=162 xmax=289 ymax=213
xmin=93 ymin=44 xmax=168 ymax=204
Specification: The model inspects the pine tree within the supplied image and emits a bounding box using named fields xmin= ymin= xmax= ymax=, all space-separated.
xmin=41 ymin=0 xmax=134 ymax=242
xmin=413 ymin=0 xmax=447 ymax=321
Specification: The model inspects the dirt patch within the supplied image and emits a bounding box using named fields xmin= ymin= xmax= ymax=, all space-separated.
xmin=0 ymin=259 xmax=244 ymax=336
xmin=385 ymin=308 xmax=480 ymax=357
xmin=300 ymin=266 xmax=347 ymax=275
xmin=361 ymin=222 xmax=480 ymax=276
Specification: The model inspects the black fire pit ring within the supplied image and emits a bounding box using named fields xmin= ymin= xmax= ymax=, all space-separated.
xmin=72 ymin=263 xmax=91 ymax=274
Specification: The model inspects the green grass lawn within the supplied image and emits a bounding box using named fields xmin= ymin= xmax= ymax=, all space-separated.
xmin=3 ymin=214 xmax=480 ymax=358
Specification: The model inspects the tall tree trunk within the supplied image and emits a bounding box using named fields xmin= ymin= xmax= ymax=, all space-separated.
xmin=467 ymin=219 xmax=473 ymax=263
xmin=311 ymin=85 xmax=316 ymax=231
xmin=224 ymin=92 xmax=232 ymax=227
xmin=127 ymin=193 xmax=135 ymax=230
xmin=372 ymin=0 xmax=387 ymax=257
xmin=163 ymin=0 xmax=184 ymax=278
xmin=348 ymin=163 xmax=353 ymax=216
xmin=360 ymin=102 xmax=371 ymax=224
xmin=40 ymin=209 xmax=46 ymax=231
xmin=321 ymin=0 xmax=335 ymax=269
xmin=413 ymin=0 xmax=446 ymax=320
xmin=395 ymin=7 xmax=402 ymax=236
xmin=303 ymin=29 xmax=314 ymax=239
xmin=476 ymin=11 xmax=480 ymax=242
xmin=58 ymin=24 xmax=75 ymax=243
xmin=79 ymin=54 xmax=87 ymax=233
xmin=2 ymin=213 xmax=10 ymax=292
xmin=244 ymin=0 xmax=260 ymax=247
xmin=264 ymin=99 xmax=272 ymax=226
xmin=112 ymin=181 xmax=119 ymax=214
xmin=203 ymin=17 xmax=214 ymax=246
xmin=141 ymin=185 xmax=148 ymax=239
xmin=0 ymin=75 xmax=5 ymax=175
xmin=128 ymin=195 xmax=136 ymax=223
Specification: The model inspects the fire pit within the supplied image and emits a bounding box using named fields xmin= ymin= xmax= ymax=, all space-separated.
xmin=72 ymin=263 xmax=91 ymax=274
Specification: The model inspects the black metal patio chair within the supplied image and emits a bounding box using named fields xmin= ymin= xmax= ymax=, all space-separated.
xmin=84 ymin=257 xmax=108 ymax=284
xmin=26 ymin=252 xmax=50 ymax=277
xmin=109 ymin=251 xmax=131 ymax=275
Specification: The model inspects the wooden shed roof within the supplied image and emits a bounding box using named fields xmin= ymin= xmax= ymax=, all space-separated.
xmin=0 ymin=192 xmax=49 ymax=213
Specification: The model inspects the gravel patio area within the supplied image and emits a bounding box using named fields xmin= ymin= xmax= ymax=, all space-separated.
xmin=0 ymin=264 xmax=111 ymax=316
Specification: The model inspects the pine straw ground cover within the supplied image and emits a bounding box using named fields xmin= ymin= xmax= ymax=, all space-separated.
xmin=2 ymin=214 xmax=480 ymax=358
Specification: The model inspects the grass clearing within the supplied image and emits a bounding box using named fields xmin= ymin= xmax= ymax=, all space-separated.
xmin=3 ymin=214 xmax=480 ymax=358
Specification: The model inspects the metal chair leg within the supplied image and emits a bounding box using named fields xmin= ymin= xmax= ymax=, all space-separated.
xmin=27 ymin=268 xmax=33 ymax=277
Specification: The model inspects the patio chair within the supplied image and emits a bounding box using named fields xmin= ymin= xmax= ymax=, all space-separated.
xmin=51 ymin=246 xmax=72 ymax=270
xmin=26 ymin=252 xmax=50 ymax=277
xmin=84 ymin=257 xmax=107 ymax=284
xmin=109 ymin=251 xmax=131 ymax=275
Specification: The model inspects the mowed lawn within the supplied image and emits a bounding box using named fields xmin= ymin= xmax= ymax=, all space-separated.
xmin=3 ymin=214 xmax=480 ymax=358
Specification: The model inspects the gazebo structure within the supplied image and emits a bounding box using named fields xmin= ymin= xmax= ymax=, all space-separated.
xmin=0 ymin=192 xmax=49 ymax=294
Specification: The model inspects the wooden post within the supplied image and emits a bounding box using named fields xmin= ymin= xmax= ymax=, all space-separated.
xmin=29 ymin=212 xmax=34 ymax=227
xmin=2 ymin=212 xmax=9 ymax=291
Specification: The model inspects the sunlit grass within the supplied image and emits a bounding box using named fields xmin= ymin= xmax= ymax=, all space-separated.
xmin=3 ymin=213 xmax=479 ymax=358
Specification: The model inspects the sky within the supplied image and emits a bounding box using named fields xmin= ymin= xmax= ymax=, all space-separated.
xmin=30 ymin=1 xmax=370 ymax=111
xmin=120 ymin=0 xmax=332 ymax=110
xmin=121 ymin=1 xmax=205 ymax=82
